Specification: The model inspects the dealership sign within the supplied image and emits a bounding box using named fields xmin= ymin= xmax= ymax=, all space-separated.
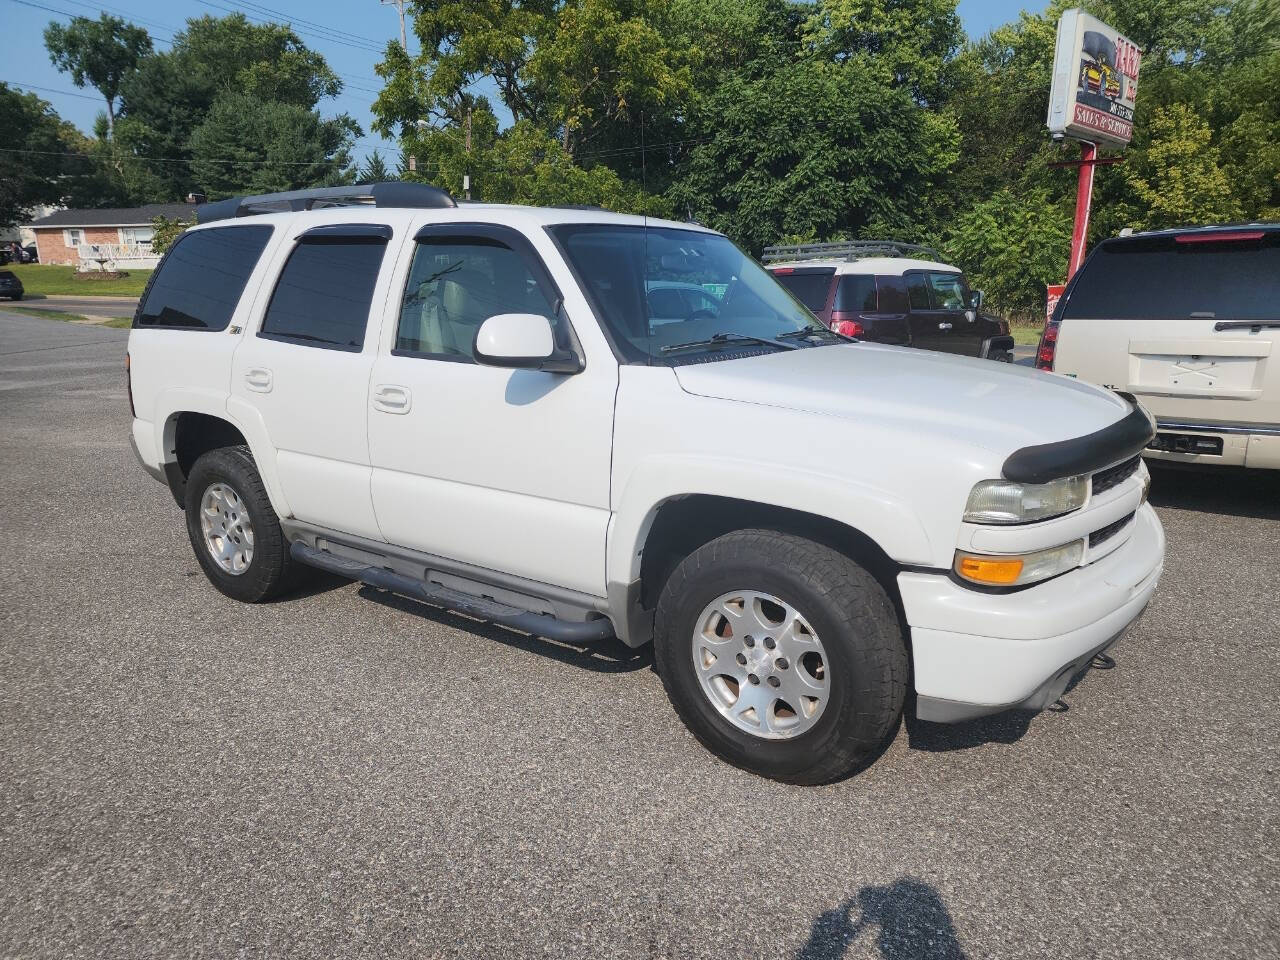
xmin=1046 ymin=9 xmax=1142 ymax=147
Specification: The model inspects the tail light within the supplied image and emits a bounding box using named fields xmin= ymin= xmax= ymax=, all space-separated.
xmin=832 ymin=319 xmax=864 ymax=338
xmin=1035 ymin=321 xmax=1059 ymax=371
xmin=126 ymin=352 xmax=135 ymax=417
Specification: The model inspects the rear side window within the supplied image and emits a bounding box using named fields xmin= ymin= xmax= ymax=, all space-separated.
xmin=135 ymin=225 xmax=272 ymax=330
xmin=833 ymin=275 xmax=877 ymax=312
xmin=772 ymin=270 xmax=834 ymax=312
xmin=906 ymin=273 xmax=931 ymax=309
xmin=877 ymin=276 xmax=910 ymax=313
xmin=260 ymin=237 xmax=387 ymax=351
xmin=1062 ymin=233 xmax=1280 ymax=320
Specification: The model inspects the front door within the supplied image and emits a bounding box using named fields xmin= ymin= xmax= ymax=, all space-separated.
xmin=366 ymin=223 xmax=616 ymax=598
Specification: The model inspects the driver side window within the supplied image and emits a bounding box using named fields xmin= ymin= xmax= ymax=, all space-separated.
xmin=395 ymin=238 xmax=556 ymax=362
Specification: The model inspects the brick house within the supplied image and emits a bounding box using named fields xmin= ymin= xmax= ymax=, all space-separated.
xmin=26 ymin=203 xmax=195 ymax=268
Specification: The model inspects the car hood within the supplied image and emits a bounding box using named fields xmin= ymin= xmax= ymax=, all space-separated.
xmin=672 ymin=343 xmax=1131 ymax=460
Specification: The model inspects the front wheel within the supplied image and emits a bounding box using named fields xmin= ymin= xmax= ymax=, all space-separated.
xmin=184 ymin=445 xmax=302 ymax=603
xmin=653 ymin=529 xmax=907 ymax=785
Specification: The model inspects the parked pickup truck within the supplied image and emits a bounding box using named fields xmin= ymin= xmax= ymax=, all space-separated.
xmin=763 ymin=241 xmax=1016 ymax=361
xmin=128 ymin=183 xmax=1164 ymax=784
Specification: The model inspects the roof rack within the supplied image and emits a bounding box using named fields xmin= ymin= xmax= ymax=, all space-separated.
xmin=195 ymin=182 xmax=456 ymax=224
xmin=761 ymin=240 xmax=943 ymax=264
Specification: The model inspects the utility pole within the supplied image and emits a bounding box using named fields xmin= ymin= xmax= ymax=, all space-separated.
xmin=464 ymin=106 xmax=472 ymax=201
xmin=380 ymin=0 xmax=407 ymax=50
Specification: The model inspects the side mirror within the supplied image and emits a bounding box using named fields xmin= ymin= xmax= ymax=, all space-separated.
xmin=474 ymin=313 xmax=582 ymax=373
xmin=969 ymin=289 xmax=984 ymax=311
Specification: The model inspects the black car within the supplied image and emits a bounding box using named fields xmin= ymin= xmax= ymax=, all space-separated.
xmin=0 ymin=270 xmax=24 ymax=300
xmin=764 ymin=241 xmax=1015 ymax=361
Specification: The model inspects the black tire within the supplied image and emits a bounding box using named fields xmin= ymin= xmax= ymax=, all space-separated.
xmin=184 ymin=445 xmax=302 ymax=603
xmin=653 ymin=529 xmax=907 ymax=785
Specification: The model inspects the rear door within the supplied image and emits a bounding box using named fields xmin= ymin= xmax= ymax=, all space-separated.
xmin=230 ymin=222 xmax=399 ymax=540
xmin=768 ymin=267 xmax=836 ymax=324
xmin=1053 ymin=230 xmax=1280 ymax=457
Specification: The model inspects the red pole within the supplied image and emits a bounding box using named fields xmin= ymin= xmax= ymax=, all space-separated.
xmin=1067 ymin=140 xmax=1097 ymax=280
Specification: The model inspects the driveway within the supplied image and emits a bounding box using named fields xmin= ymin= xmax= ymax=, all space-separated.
xmin=1 ymin=309 xmax=1277 ymax=959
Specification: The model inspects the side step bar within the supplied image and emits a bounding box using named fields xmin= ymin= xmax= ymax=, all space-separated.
xmin=290 ymin=541 xmax=615 ymax=643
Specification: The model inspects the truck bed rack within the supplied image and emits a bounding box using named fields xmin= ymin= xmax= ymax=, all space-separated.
xmin=762 ymin=240 xmax=942 ymax=264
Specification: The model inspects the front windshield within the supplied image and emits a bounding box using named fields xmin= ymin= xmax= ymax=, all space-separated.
xmin=550 ymin=224 xmax=825 ymax=361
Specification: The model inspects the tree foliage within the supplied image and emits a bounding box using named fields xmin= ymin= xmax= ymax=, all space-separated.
xmin=109 ymin=14 xmax=356 ymax=201
xmin=44 ymin=14 xmax=151 ymax=137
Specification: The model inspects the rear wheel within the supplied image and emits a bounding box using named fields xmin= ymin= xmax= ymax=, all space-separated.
xmin=653 ymin=529 xmax=907 ymax=785
xmin=184 ymin=445 xmax=302 ymax=603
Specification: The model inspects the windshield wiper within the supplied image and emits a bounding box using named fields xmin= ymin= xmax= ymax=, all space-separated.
xmin=659 ymin=332 xmax=799 ymax=354
xmin=776 ymin=324 xmax=850 ymax=342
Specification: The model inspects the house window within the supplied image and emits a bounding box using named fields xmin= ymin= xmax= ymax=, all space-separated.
xmin=120 ymin=227 xmax=154 ymax=246
xmin=63 ymin=229 xmax=84 ymax=247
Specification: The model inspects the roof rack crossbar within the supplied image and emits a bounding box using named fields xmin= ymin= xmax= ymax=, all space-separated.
xmin=195 ymin=182 xmax=456 ymax=224
xmin=761 ymin=240 xmax=942 ymax=264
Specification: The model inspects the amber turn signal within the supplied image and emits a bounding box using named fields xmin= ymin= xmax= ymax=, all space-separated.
xmin=956 ymin=554 xmax=1024 ymax=585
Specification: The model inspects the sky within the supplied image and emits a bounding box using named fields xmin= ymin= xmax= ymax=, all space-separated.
xmin=2 ymin=0 xmax=1038 ymax=171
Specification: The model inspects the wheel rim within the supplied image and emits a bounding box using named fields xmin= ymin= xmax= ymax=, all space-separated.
xmin=199 ymin=482 xmax=254 ymax=575
xmin=691 ymin=590 xmax=830 ymax=740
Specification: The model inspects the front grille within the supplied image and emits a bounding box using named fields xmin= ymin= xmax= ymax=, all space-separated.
xmin=1089 ymin=511 xmax=1135 ymax=548
xmin=1091 ymin=455 xmax=1140 ymax=496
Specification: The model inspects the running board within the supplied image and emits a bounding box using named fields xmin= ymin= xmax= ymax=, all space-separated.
xmin=289 ymin=541 xmax=615 ymax=643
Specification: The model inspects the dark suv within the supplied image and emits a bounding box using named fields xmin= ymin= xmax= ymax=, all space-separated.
xmin=764 ymin=241 xmax=1014 ymax=361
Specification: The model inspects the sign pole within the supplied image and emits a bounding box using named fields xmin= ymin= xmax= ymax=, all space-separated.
xmin=1067 ymin=140 xmax=1097 ymax=280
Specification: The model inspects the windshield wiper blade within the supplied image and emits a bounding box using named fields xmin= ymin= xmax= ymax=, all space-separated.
xmin=659 ymin=332 xmax=798 ymax=354
xmin=776 ymin=324 xmax=849 ymax=342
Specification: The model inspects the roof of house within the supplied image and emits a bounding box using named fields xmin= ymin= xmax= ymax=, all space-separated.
xmin=28 ymin=204 xmax=197 ymax=228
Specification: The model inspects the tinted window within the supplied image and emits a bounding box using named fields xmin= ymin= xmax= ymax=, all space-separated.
xmin=396 ymin=239 xmax=555 ymax=360
xmin=877 ymin=276 xmax=910 ymax=313
xmin=772 ymin=270 xmax=834 ymax=311
xmin=906 ymin=273 xmax=931 ymax=310
xmin=260 ymin=239 xmax=387 ymax=351
xmin=833 ymin=275 xmax=877 ymax=312
xmin=1062 ymin=233 xmax=1280 ymax=320
xmin=136 ymin=225 xmax=272 ymax=330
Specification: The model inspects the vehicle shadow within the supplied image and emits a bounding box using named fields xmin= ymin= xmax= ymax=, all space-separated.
xmin=356 ymin=585 xmax=652 ymax=674
xmin=1147 ymin=462 xmax=1280 ymax=520
xmin=796 ymin=878 xmax=967 ymax=960
xmin=903 ymin=705 xmax=1036 ymax=752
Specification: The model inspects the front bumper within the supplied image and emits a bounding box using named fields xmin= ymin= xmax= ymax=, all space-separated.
xmin=899 ymin=502 xmax=1165 ymax=722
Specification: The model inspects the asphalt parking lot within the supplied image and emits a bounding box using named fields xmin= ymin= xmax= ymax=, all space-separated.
xmin=2 ymin=309 xmax=1277 ymax=959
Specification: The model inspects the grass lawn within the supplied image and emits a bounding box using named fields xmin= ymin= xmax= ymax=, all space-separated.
xmin=1009 ymin=324 xmax=1044 ymax=346
xmin=6 ymin=305 xmax=131 ymax=328
xmin=5 ymin=263 xmax=151 ymax=298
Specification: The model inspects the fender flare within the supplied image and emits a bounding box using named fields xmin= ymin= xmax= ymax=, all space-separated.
xmin=152 ymin=389 xmax=292 ymax=518
xmin=606 ymin=455 xmax=935 ymax=590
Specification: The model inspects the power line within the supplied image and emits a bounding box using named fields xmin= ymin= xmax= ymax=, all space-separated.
xmin=194 ymin=0 xmax=386 ymax=53
xmin=2 ymin=79 xmax=101 ymax=101
xmin=0 ymin=145 xmax=372 ymax=168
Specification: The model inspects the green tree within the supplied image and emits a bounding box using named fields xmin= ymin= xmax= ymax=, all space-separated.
xmin=0 ymin=85 xmax=74 ymax=226
xmin=44 ymin=14 xmax=151 ymax=137
xmin=115 ymin=13 xmax=348 ymax=202
xmin=1124 ymin=103 xmax=1241 ymax=228
xmin=938 ymin=188 xmax=1074 ymax=317
xmin=150 ymin=213 xmax=196 ymax=254
xmin=668 ymin=58 xmax=958 ymax=254
xmin=188 ymin=93 xmax=358 ymax=199
xmin=359 ymin=149 xmax=394 ymax=183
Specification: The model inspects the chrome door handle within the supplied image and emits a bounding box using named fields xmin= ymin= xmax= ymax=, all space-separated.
xmin=245 ymin=367 xmax=273 ymax=392
xmin=938 ymin=322 xmax=953 ymax=330
xmin=372 ymin=384 xmax=412 ymax=414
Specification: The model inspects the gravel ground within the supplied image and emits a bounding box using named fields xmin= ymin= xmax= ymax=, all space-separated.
xmin=1 ymin=309 xmax=1277 ymax=960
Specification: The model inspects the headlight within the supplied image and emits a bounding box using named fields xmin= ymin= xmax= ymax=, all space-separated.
xmin=954 ymin=540 xmax=1084 ymax=587
xmin=963 ymin=475 xmax=1087 ymax=524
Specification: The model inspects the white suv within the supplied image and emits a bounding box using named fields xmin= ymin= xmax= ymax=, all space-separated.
xmin=128 ymin=184 xmax=1165 ymax=784
xmin=1043 ymin=224 xmax=1280 ymax=469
